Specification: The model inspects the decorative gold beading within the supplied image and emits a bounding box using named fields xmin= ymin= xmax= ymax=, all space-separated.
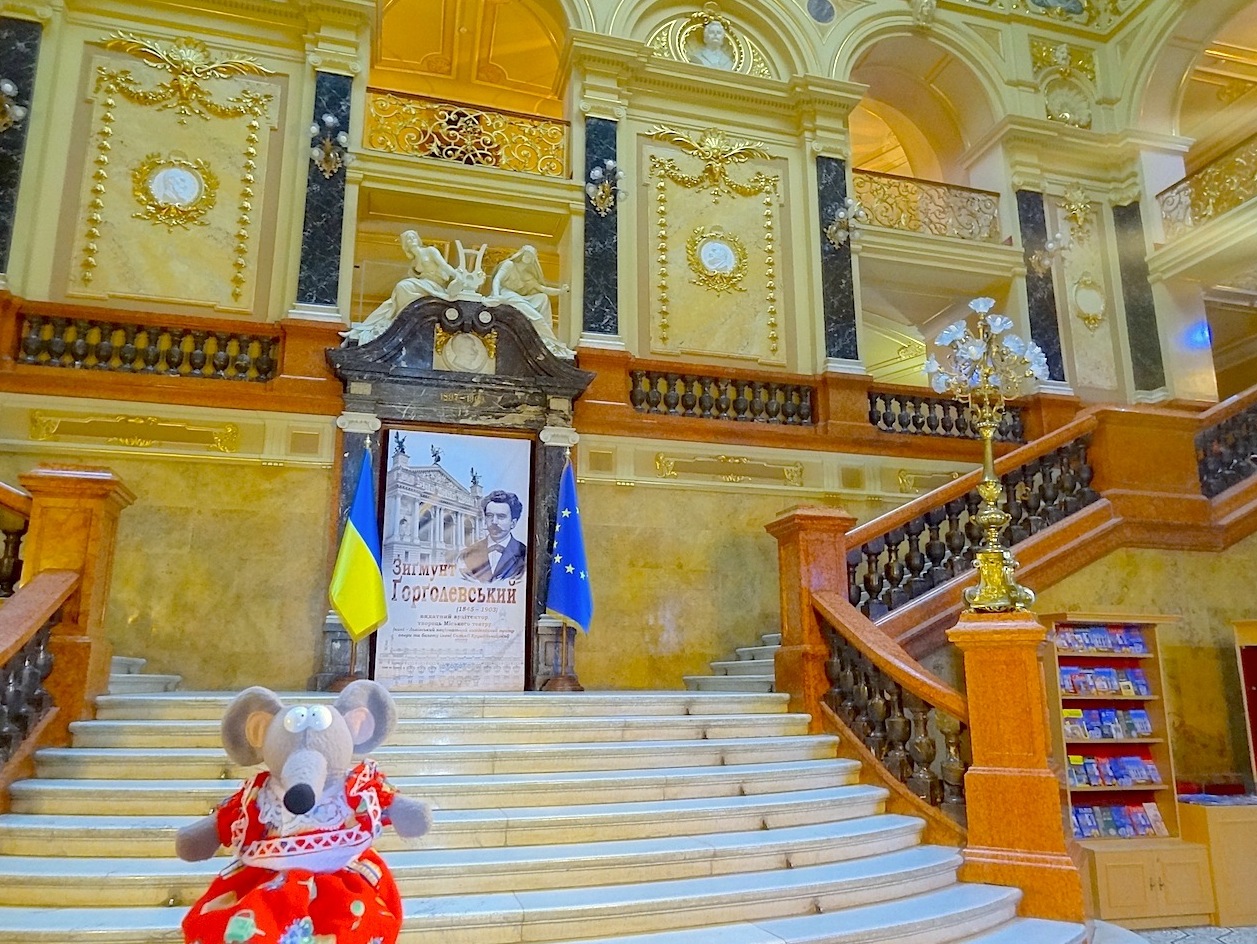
xmin=131 ymin=153 xmax=218 ymax=228
xmin=648 ymin=126 xmax=776 ymax=200
xmin=30 ymin=411 xmax=240 ymax=453
xmin=364 ymin=90 xmax=567 ymax=178
xmin=1157 ymin=131 xmax=1257 ymax=241
xmin=654 ymin=451 xmax=803 ymax=486
xmin=99 ymin=32 xmax=274 ymax=123
xmin=852 ymin=170 xmax=1001 ymax=243
xmin=685 ymin=227 xmax=748 ymax=294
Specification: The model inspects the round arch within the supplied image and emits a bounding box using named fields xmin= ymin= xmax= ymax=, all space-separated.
xmin=836 ymin=19 xmax=1005 ymax=182
xmin=609 ymin=0 xmax=820 ymax=77
xmin=1123 ymin=0 xmax=1256 ymax=136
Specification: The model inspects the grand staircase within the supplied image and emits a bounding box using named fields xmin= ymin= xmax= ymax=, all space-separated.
xmin=0 ymin=689 xmax=1086 ymax=944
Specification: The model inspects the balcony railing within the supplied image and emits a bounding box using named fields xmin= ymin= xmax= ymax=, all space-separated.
xmin=853 ymin=170 xmax=1002 ymax=243
xmin=1157 ymin=132 xmax=1257 ymax=241
xmin=364 ymin=90 xmax=568 ymax=179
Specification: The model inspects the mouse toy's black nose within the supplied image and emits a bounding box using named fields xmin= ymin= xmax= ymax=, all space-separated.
xmin=283 ymin=784 xmax=316 ymax=814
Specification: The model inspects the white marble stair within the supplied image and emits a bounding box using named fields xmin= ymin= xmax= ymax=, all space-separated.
xmin=684 ymin=631 xmax=781 ymax=693
xmin=0 ymin=689 xmax=1087 ymax=944
xmin=107 ymin=655 xmax=182 ymax=694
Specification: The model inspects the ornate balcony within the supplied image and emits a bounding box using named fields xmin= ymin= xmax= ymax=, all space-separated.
xmin=364 ymin=90 xmax=568 ymax=179
xmin=1157 ymin=132 xmax=1257 ymax=241
xmin=852 ymin=170 xmax=1002 ymax=243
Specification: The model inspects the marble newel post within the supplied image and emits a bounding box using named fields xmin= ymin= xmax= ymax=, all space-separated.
xmin=764 ymin=505 xmax=856 ymax=733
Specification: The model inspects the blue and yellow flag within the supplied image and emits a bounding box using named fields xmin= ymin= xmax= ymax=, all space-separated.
xmin=329 ymin=451 xmax=388 ymax=642
xmin=545 ymin=458 xmax=593 ymax=633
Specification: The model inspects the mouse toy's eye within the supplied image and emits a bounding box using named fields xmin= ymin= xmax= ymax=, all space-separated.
xmin=283 ymin=707 xmax=310 ymax=732
xmin=308 ymin=705 xmax=334 ymax=731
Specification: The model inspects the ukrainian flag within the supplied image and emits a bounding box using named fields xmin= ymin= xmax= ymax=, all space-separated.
xmin=329 ymin=451 xmax=388 ymax=642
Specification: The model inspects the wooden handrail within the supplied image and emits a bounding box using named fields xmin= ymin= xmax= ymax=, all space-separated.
xmin=1197 ymin=381 xmax=1257 ymax=429
xmin=812 ymin=589 xmax=967 ymax=724
xmin=845 ymin=412 xmax=1100 ymax=549
xmin=0 ymin=482 xmax=30 ymax=520
xmin=0 ymin=570 xmax=77 ymax=666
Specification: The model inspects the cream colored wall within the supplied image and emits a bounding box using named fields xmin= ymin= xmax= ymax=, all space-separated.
xmin=0 ymin=393 xmax=337 ymax=692
xmin=1034 ymin=533 xmax=1257 ymax=784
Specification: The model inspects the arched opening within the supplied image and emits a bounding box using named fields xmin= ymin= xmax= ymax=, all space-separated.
xmin=372 ymin=0 xmax=569 ymax=118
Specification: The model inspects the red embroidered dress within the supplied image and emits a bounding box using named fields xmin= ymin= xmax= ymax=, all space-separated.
xmin=182 ymin=760 xmax=404 ymax=944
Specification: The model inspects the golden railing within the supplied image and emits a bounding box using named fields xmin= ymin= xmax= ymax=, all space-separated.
xmin=1157 ymin=131 xmax=1257 ymax=240
xmin=853 ymin=170 xmax=1002 ymax=243
xmin=364 ymin=90 xmax=568 ymax=179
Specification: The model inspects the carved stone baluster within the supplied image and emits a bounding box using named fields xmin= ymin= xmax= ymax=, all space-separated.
xmin=764 ymin=384 xmax=781 ymax=423
xmin=732 ymin=381 xmax=750 ymax=420
xmin=680 ymin=376 xmax=698 ymax=417
xmin=140 ymin=329 xmax=162 ymax=373
xmin=955 ymin=406 xmax=969 ymax=437
xmin=941 ymin=401 xmax=956 ymax=435
xmin=864 ymin=671 xmax=889 ymax=759
xmin=879 ymin=528 xmax=908 ymax=611
xmin=962 ymin=491 xmax=983 ymax=563
xmin=1076 ymin=438 xmax=1099 ymax=505
xmin=645 ymin=375 xmax=663 ymax=412
xmin=749 ymin=382 xmax=766 ymax=422
xmin=923 ymin=507 xmax=948 ymax=587
xmin=902 ymin=516 xmax=929 ymax=598
xmin=836 ymin=641 xmax=858 ymax=725
xmin=19 ymin=315 xmax=43 ymax=364
xmin=231 ymin=336 xmax=253 ymax=380
xmin=1004 ymin=468 xmax=1027 ymax=545
xmin=1058 ymin=446 xmax=1080 ymax=515
xmin=0 ymin=666 xmax=21 ymax=760
xmin=0 ymin=523 xmax=26 ymax=598
xmin=165 ymin=329 xmax=188 ymax=374
xmin=715 ymin=380 xmax=732 ymax=419
xmin=926 ymin=400 xmax=941 ymax=434
xmin=70 ymin=320 xmax=91 ymax=368
xmin=1010 ymin=408 xmax=1025 ymax=442
xmin=936 ymin=711 xmax=968 ymax=826
xmin=850 ymin=661 xmax=872 ymax=741
xmin=896 ymin=396 xmax=912 ymax=432
xmin=881 ymin=396 xmax=895 ymax=432
xmin=1041 ymin=461 xmax=1064 ymax=525
xmin=94 ymin=323 xmax=116 ymax=369
xmin=697 ymin=378 xmax=715 ymax=419
xmin=118 ymin=324 xmax=139 ymax=371
xmin=659 ymin=373 xmax=678 ymax=414
xmin=255 ymin=337 xmax=277 ymax=381
xmin=798 ymin=388 xmax=813 ymax=425
xmin=47 ymin=318 xmax=68 ymax=366
xmin=211 ymin=333 xmax=231 ymax=379
xmin=860 ymin=539 xmax=888 ymax=619
xmin=868 ymin=392 xmax=882 ymax=430
xmin=629 ymin=371 xmax=647 ymax=411
xmin=846 ymin=547 xmax=864 ymax=609
xmin=882 ymin=684 xmax=911 ymax=782
xmin=943 ymin=498 xmax=968 ymax=578
xmin=903 ymin=692 xmax=941 ymax=806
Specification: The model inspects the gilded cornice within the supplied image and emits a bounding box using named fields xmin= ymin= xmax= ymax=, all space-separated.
xmin=943 ymin=0 xmax=1156 ymax=42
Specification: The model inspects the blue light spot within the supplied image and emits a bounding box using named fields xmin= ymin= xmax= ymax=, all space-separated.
xmin=1185 ymin=321 xmax=1213 ymax=349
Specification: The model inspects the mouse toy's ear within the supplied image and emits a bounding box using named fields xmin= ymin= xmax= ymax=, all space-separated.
xmin=221 ymin=686 xmax=284 ymax=766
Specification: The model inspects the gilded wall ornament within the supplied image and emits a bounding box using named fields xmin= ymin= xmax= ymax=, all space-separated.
xmin=648 ymin=126 xmax=777 ymax=200
xmin=1030 ymin=40 xmax=1096 ymax=82
xmin=1042 ymin=76 xmax=1093 ymax=129
xmin=1058 ymin=184 xmax=1097 ymax=242
xmin=100 ymin=31 xmax=275 ymax=122
xmin=131 ymin=153 xmax=218 ymax=227
xmin=30 ymin=411 xmax=239 ymax=453
xmin=686 ymin=227 xmax=748 ymax=294
xmin=1071 ymin=273 xmax=1107 ymax=332
xmin=0 ymin=77 xmax=28 ymax=133
xmin=645 ymin=3 xmax=775 ymax=78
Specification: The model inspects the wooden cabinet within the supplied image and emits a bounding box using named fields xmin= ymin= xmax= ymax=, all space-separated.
xmin=1179 ymin=801 xmax=1257 ymax=926
xmin=1042 ymin=612 xmax=1215 ymax=929
xmin=1079 ymin=839 xmax=1213 ymax=929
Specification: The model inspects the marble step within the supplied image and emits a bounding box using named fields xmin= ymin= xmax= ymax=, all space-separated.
xmin=106 ymin=673 xmax=182 ymax=695
xmin=760 ymin=633 xmax=782 ymax=647
xmin=955 ymin=918 xmax=1088 ymax=944
xmin=0 ymin=784 xmax=890 ymax=856
xmin=0 ymin=845 xmax=961 ymax=943
xmin=684 ymin=675 xmax=774 ymax=693
xmin=734 ymin=646 xmax=779 ymax=661
xmin=35 ymin=734 xmax=838 ymax=780
xmin=556 ymin=883 xmax=1021 ymax=944
xmin=0 ymin=814 xmax=925 ymax=907
xmin=11 ymin=758 xmax=862 ymax=815
xmin=68 ymin=712 xmax=812 ymax=749
xmin=709 ymin=661 xmax=778 ymax=677
xmin=93 ymin=690 xmax=790 ymax=722
xmin=109 ymin=656 xmax=147 ymax=675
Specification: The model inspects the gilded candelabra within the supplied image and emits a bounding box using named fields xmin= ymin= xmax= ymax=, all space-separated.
xmin=925 ymin=297 xmax=1050 ymax=612
xmin=0 ymin=77 xmax=28 ymax=133
xmin=310 ymin=113 xmax=353 ymax=179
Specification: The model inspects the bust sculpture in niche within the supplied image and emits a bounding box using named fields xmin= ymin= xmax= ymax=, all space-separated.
xmin=688 ymin=20 xmax=734 ymax=69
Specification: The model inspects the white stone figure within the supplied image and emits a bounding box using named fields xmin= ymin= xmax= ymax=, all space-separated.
xmin=488 ymin=246 xmax=574 ymax=359
xmin=688 ymin=20 xmax=734 ymax=69
xmin=911 ymin=0 xmax=937 ymax=26
xmin=344 ymin=230 xmax=458 ymax=345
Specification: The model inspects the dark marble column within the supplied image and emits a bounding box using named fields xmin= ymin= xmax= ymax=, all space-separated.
xmin=295 ymin=72 xmax=352 ymax=307
xmin=582 ymin=116 xmax=619 ymax=336
xmin=1016 ymin=190 xmax=1066 ymax=383
xmin=816 ymin=157 xmax=858 ymax=360
xmin=0 ymin=17 xmax=42 ymax=274
xmin=1112 ymin=202 xmax=1166 ymax=392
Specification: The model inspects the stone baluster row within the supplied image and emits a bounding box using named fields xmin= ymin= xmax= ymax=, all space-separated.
xmin=629 ymin=371 xmax=815 ymax=425
xmin=18 ymin=316 xmax=280 ymax=381
xmin=847 ymin=434 xmax=1097 ymax=619
xmin=0 ymin=620 xmax=54 ymax=764
xmin=821 ymin=626 xmax=967 ymax=824
xmin=1196 ymin=404 xmax=1257 ymax=498
xmin=867 ymin=391 xmax=1024 ymax=443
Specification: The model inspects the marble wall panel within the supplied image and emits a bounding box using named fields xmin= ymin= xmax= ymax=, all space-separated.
xmin=1016 ymin=190 xmax=1066 ymax=382
xmin=1035 ymin=531 xmax=1257 ymax=782
xmin=817 ymin=156 xmax=858 ymax=361
xmin=296 ymin=72 xmax=352 ymax=307
xmin=0 ymin=17 xmax=41 ymax=273
xmin=1112 ymin=201 xmax=1166 ymax=392
xmin=582 ymin=116 xmax=619 ymax=336
xmin=0 ymin=450 xmax=336 ymax=691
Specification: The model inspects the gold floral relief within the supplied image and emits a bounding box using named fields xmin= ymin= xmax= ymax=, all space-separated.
xmin=131 ymin=153 xmax=218 ymax=228
xmin=30 ymin=412 xmax=240 ymax=453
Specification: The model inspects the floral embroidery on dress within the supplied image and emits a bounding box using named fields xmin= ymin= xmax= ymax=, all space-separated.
xmin=277 ymin=917 xmax=315 ymax=944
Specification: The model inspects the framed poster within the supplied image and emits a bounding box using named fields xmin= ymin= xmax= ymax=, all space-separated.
xmin=374 ymin=427 xmax=532 ymax=690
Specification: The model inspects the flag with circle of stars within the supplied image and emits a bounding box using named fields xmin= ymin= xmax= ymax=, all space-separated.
xmin=545 ymin=457 xmax=593 ymax=633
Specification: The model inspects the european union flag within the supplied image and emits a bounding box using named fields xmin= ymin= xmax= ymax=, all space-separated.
xmin=545 ymin=458 xmax=593 ymax=633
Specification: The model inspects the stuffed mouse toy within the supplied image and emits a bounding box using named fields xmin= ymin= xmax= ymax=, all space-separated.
xmin=176 ymin=680 xmax=431 ymax=944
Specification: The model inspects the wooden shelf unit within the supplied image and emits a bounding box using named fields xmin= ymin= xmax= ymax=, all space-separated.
xmin=1042 ymin=612 xmax=1215 ymax=929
